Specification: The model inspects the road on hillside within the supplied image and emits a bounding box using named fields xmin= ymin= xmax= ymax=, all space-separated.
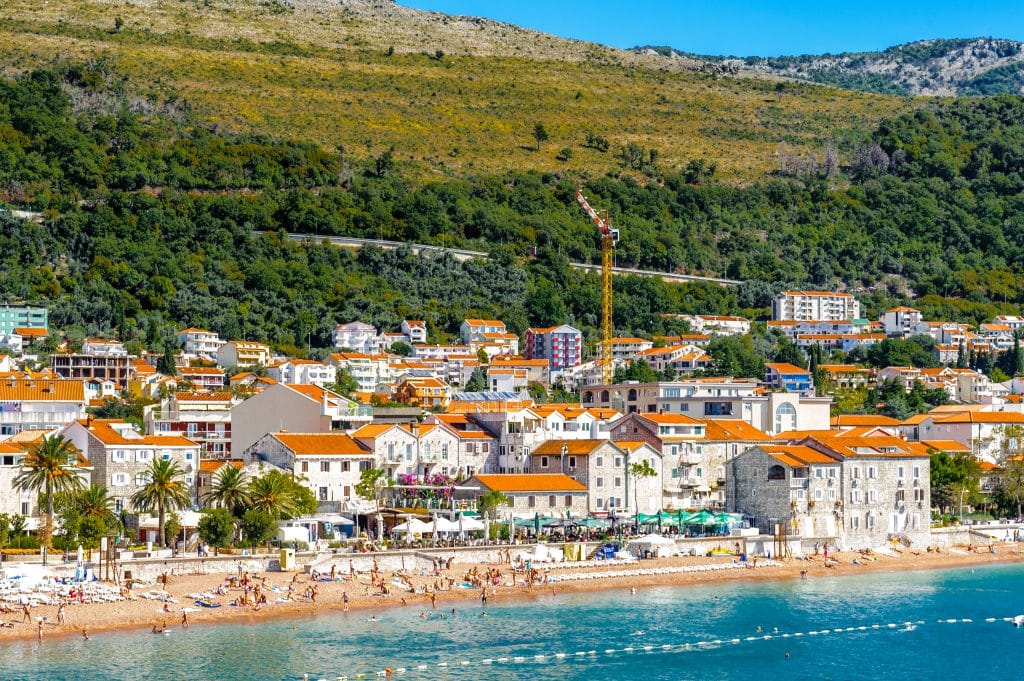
xmin=273 ymin=232 xmax=742 ymax=287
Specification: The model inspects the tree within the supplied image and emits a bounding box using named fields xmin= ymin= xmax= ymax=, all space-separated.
xmin=113 ymin=16 xmax=124 ymax=32
xmin=627 ymin=458 xmax=658 ymax=516
xmin=930 ymin=450 xmax=981 ymax=516
xmin=129 ymin=458 xmax=191 ymax=547
xmin=390 ymin=341 xmax=413 ymax=357
xmin=14 ymin=435 xmax=85 ymax=549
xmin=247 ymin=471 xmax=299 ymax=519
xmin=532 ymin=123 xmax=549 ymax=151
xmin=198 ymin=508 xmax=235 ymax=549
xmin=202 ymin=465 xmax=250 ymax=514
xmin=355 ymin=468 xmax=387 ymax=502
xmin=240 ymin=509 xmax=277 ymax=547
xmin=164 ymin=511 xmax=182 ymax=549
xmin=74 ymin=485 xmax=118 ymax=541
xmin=477 ymin=490 xmax=509 ymax=521
xmin=330 ymin=370 xmax=360 ymax=398
xmin=156 ymin=345 xmax=177 ymax=376
xmin=465 ymin=367 xmax=486 ymax=392
xmin=992 ymin=425 xmax=1024 ymax=520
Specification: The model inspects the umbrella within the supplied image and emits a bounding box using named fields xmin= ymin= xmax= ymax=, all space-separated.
xmin=405 ymin=514 xmax=414 ymax=543
xmin=432 ymin=518 xmax=439 ymax=543
xmin=459 ymin=515 xmax=485 ymax=531
xmin=657 ymin=510 xmax=663 ymax=533
xmin=575 ymin=517 xmax=609 ymax=530
xmin=689 ymin=509 xmax=716 ymax=525
xmin=534 ymin=512 xmax=541 ymax=536
xmin=375 ymin=513 xmax=384 ymax=541
xmin=459 ymin=513 xmax=465 ymax=540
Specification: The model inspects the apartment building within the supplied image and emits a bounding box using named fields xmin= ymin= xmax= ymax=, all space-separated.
xmin=216 ymin=341 xmax=272 ymax=368
xmin=523 ymin=325 xmax=583 ymax=371
xmin=0 ymin=304 xmax=47 ymax=335
xmin=0 ymin=378 xmax=86 ymax=436
xmin=177 ymin=328 xmax=225 ymax=360
xmin=145 ymin=391 xmax=235 ymax=459
xmin=772 ymin=291 xmax=861 ymax=322
xmin=333 ymin=322 xmax=379 ymax=353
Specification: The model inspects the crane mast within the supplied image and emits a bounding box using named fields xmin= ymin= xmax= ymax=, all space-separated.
xmin=575 ymin=190 xmax=619 ymax=384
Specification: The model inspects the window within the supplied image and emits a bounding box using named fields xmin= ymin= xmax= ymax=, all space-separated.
xmin=319 ymin=487 xmax=328 ymax=501
xmin=851 ymin=516 xmax=860 ymax=529
xmin=113 ymin=473 xmax=128 ymax=487
xmin=774 ymin=403 xmax=797 ymax=433
xmin=796 ymin=489 xmax=806 ymax=500
xmin=359 ymin=461 xmax=370 ymax=472
xmin=596 ymin=456 xmax=604 ymax=467
xmin=913 ymin=465 xmax=921 ymax=479
xmin=565 ymin=495 xmax=572 ymax=507
xmin=867 ymin=514 xmax=876 ymax=530
xmin=912 ymin=514 xmax=920 ymax=529
xmin=814 ymin=489 xmax=823 ymax=500
xmin=614 ymin=477 xmax=622 ymax=488
xmin=867 ymin=466 xmax=877 ymax=480
xmin=671 ymin=468 xmax=679 ymax=479
xmin=596 ymin=476 xmax=604 ymax=488
xmin=21 ymin=501 xmax=29 ymax=515
xmin=896 ymin=490 xmax=905 ymax=502
xmin=597 ymin=497 xmax=604 ymax=509
xmin=548 ymin=495 xmax=556 ymax=508
xmin=914 ymin=488 xmax=925 ymax=502
xmin=185 ymin=451 xmax=194 ymax=461
xmin=568 ymin=456 xmax=577 ymax=469
xmin=851 ymin=466 xmax=861 ymax=480
xmin=405 ymin=444 xmax=413 ymax=461
xmin=112 ymin=449 xmax=126 ymax=463
xmin=528 ymin=496 xmax=536 ymax=508
xmin=442 ymin=444 xmax=449 ymax=460
xmin=541 ymin=456 xmax=549 ymax=469
xmin=815 ymin=468 xmax=824 ymax=478
xmin=136 ymin=450 xmax=152 ymax=463
xmin=614 ymin=457 xmax=623 ymax=468
xmin=867 ymin=490 xmax=877 ymax=503
xmin=827 ymin=468 xmax=837 ymax=479
xmin=767 ymin=465 xmax=786 ymax=480
xmin=897 ymin=466 xmax=905 ymax=478
xmin=851 ymin=490 xmax=862 ymax=503
xmin=134 ymin=473 xmax=150 ymax=486
xmin=301 ymin=461 xmax=309 ymax=473
xmin=341 ymin=461 xmax=351 ymax=473
xmin=828 ymin=489 xmax=837 ymax=501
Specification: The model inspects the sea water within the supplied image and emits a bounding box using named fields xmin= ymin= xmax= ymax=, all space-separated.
xmin=1 ymin=562 xmax=1022 ymax=680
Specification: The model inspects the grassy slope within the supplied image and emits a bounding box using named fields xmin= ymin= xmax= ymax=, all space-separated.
xmin=0 ymin=0 xmax=915 ymax=180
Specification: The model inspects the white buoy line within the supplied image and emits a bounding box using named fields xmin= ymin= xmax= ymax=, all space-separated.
xmin=314 ymin=613 xmax=1023 ymax=680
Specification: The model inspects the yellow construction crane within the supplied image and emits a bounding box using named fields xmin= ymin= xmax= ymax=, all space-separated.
xmin=575 ymin=189 xmax=619 ymax=384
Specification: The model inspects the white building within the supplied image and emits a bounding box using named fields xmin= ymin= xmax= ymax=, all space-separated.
xmin=401 ymin=320 xmax=428 ymax=345
xmin=61 ymin=419 xmax=200 ymax=511
xmin=268 ymin=359 xmax=338 ymax=387
xmin=460 ymin=319 xmax=507 ymax=344
xmin=248 ymin=432 xmax=373 ymax=507
xmin=177 ymin=328 xmax=225 ymax=360
xmin=231 ymin=383 xmax=370 ymax=456
xmin=772 ymin=291 xmax=861 ymax=322
xmin=0 ymin=379 xmax=87 ymax=437
xmin=333 ymin=322 xmax=379 ymax=353
xmin=880 ymin=307 xmax=923 ymax=338
xmin=677 ymin=315 xmax=751 ymax=336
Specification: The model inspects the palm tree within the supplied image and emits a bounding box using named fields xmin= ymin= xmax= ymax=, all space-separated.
xmin=247 ymin=472 xmax=298 ymax=519
xmin=76 ymin=485 xmax=118 ymax=527
xmin=14 ymin=435 xmax=85 ymax=548
xmin=202 ymin=465 xmax=250 ymax=514
xmin=130 ymin=459 xmax=191 ymax=547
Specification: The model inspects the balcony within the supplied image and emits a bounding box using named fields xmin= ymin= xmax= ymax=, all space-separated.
xmin=790 ymin=478 xmax=809 ymax=489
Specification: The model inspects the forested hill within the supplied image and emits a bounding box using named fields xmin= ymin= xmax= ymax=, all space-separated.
xmin=636 ymin=38 xmax=1024 ymax=96
xmin=2 ymin=67 xmax=1024 ymax=353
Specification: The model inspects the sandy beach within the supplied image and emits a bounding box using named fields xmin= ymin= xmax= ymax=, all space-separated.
xmin=2 ymin=543 xmax=1022 ymax=645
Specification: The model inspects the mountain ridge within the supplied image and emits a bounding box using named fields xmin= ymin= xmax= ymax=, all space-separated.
xmin=632 ymin=38 xmax=1024 ymax=96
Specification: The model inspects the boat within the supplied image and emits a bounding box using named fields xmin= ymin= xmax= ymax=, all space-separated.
xmin=1013 ymin=615 xmax=1024 ymax=628
xmin=195 ymin=599 xmax=221 ymax=609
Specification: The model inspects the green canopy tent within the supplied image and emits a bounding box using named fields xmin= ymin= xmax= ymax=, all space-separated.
xmin=575 ymin=517 xmax=610 ymax=530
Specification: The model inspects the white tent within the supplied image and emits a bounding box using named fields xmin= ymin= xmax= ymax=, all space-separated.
xmin=627 ymin=533 xmax=677 ymax=558
xmin=458 ymin=516 xmax=485 ymax=532
xmin=392 ymin=518 xmax=433 ymax=535
xmin=432 ymin=517 xmax=460 ymax=533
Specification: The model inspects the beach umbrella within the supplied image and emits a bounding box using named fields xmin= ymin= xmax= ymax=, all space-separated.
xmin=657 ymin=511 xmax=663 ymax=533
xmin=76 ymin=545 xmax=84 ymax=563
xmin=405 ymin=514 xmax=414 ymax=543
xmin=483 ymin=514 xmax=491 ymax=543
xmin=459 ymin=513 xmax=466 ymax=540
xmin=534 ymin=512 xmax=541 ymax=536
xmin=432 ymin=517 xmax=439 ymax=544
xmin=376 ymin=513 xmax=384 ymax=541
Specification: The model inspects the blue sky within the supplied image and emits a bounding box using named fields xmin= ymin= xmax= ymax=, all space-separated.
xmin=401 ymin=1 xmax=1024 ymax=56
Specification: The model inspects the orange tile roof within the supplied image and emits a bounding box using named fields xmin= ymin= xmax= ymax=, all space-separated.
xmin=272 ymin=432 xmax=369 ymax=456
xmin=472 ymin=473 xmax=586 ymax=492
xmin=640 ymin=413 xmax=703 ymax=425
xmin=351 ymin=424 xmax=401 ymax=439
xmin=702 ymin=420 xmax=771 ymax=441
xmin=464 ymin=319 xmax=505 ymax=327
xmin=13 ymin=327 xmax=48 ymax=337
xmin=532 ymin=439 xmax=610 ymax=456
xmin=920 ymin=440 xmax=971 ymax=452
xmin=79 ymin=419 xmax=197 ymax=447
xmin=198 ymin=459 xmax=243 ymax=473
xmin=289 ymin=384 xmax=344 ymax=403
xmin=831 ymin=414 xmax=901 ymax=427
xmin=979 ymin=461 xmax=1001 ymax=472
xmin=820 ymin=365 xmax=869 ymax=373
xmin=765 ymin=362 xmax=811 ymax=374
xmin=807 ymin=435 xmax=928 ymax=458
xmin=760 ymin=445 xmax=837 ymax=466
xmin=614 ymin=440 xmax=654 ymax=452
xmin=179 ymin=366 xmax=225 ymax=375
xmin=0 ymin=379 xmax=85 ymax=402
xmin=932 ymin=412 xmax=1024 ymax=424
xmin=782 ymin=290 xmax=854 ymax=298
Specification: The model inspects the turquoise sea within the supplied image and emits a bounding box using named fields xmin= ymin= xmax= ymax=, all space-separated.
xmin=2 ymin=562 xmax=1023 ymax=680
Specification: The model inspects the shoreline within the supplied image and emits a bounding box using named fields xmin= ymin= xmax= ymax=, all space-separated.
xmin=2 ymin=544 xmax=1022 ymax=646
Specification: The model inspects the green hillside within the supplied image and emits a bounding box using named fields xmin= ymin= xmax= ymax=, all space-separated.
xmin=0 ymin=0 xmax=910 ymax=180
